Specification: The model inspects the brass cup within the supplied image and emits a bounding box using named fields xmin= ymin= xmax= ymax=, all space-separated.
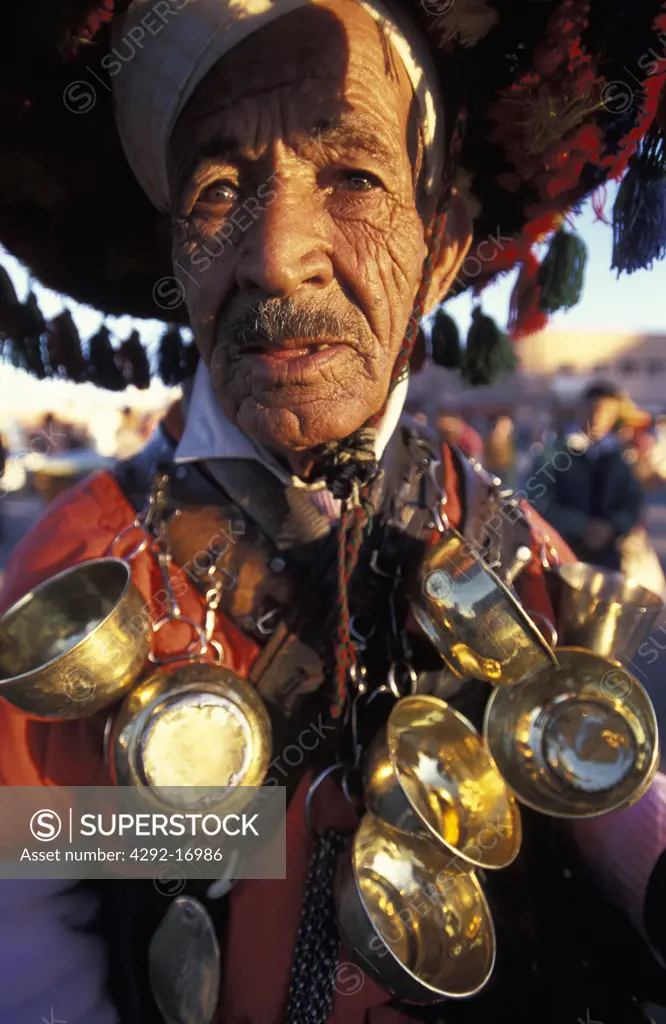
xmin=364 ymin=695 xmax=521 ymax=869
xmin=107 ymin=661 xmax=272 ymax=814
xmin=552 ymin=562 xmax=664 ymax=661
xmin=412 ymin=529 xmax=557 ymax=686
xmin=335 ymin=813 xmax=495 ymax=1003
xmin=0 ymin=557 xmax=149 ymax=720
xmin=483 ymin=647 xmax=659 ymax=818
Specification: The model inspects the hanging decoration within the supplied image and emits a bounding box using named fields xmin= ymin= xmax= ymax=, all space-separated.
xmin=117 ymin=329 xmax=152 ymax=390
xmin=538 ymin=226 xmax=588 ymax=313
xmin=158 ymin=326 xmax=187 ymax=387
xmin=431 ymin=308 xmax=462 ymax=369
xmin=612 ymin=123 xmax=666 ymax=275
xmin=87 ymin=325 xmax=126 ymax=391
xmin=462 ymin=307 xmax=518 ymax=387
xmin=44 ymin=310 xmax=87 ymax=382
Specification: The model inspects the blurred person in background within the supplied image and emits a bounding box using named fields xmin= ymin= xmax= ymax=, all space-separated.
xmin=613 ymin=398 xmax=666 ymax=596
xmin=404 ymin=401 xmax=429 ymax=427
xmin=115 ymin=406 xmax=146 ymax=460
xmin=436 ymin=410 xmax=484 ymax=461
xmin=28 ymin=412 xmax=67 ymax=454
xmin=483 ymin=413 xmax=516 ymax=488
xmin=618 ymin=400 xmax=666 ymax=491
xmin=532 ymin=381 xmax=644 ymax=573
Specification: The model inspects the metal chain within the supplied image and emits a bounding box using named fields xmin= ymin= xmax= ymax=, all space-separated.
xmin=108 ymin=469 xmax=224 ymax=665
xmin=285 ymin=830 xmax=348 ymax=1024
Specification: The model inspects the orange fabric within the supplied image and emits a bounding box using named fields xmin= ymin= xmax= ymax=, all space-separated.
xmin=0 ymin=470 xmax=259 ymax=789
xmin=0 ymin=447 xmax=564 ymax=1024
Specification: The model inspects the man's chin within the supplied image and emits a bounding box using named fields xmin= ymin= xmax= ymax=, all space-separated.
xmin=234 ymin=400 xmax=373 ymax=460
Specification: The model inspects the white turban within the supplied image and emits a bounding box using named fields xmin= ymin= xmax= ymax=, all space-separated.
xmin=110 ymin=0 xmax=445 ymax=212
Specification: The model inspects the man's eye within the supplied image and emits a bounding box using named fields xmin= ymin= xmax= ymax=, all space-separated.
xmin=196 ymin=181 xmax=238 ymax=205
xmin=337 ymin=170 xmax=383 ymax=191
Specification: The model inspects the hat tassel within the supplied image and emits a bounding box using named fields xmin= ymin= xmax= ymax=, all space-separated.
xmin=430 ymin=307 xmax=462 ymax=369
xmin=509 ymin=250 xmax=549 ymax=339
xmin=612 ymin=125 xmax=666 ymax=275
xmin=461 ymin=306 xmax=517 ymax=387
xmin=538 ymin=226 xmax=588 ymax=313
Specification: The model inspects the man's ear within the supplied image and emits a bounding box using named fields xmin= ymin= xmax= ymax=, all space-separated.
xmin=422 ymin=192 xmax=473 ymax=315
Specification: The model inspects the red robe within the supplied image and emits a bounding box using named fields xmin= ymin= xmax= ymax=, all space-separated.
xmin=0 ymin=417 xmax=576 ymax=1024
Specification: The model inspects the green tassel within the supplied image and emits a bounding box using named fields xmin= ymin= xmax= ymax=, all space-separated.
xmin=538 ymin=227 xmax=587 ymax=313
xmin=430 ymin=307 xmax=461 ymax=368
xmin=461 ymin=308 xmax=518 ymax=387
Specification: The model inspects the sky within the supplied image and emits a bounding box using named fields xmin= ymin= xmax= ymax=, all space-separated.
xmin=448 ymin=181 xmax=666 ymax=337
xmin=1 ymin=178 xmax=665 ymax=411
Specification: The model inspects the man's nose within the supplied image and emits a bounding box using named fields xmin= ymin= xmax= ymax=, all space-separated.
xmin=235 ymin=181 xmax=333 ymax=297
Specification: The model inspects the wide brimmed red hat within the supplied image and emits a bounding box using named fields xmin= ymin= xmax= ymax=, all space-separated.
xmin=1 ymin=0 xmax=665 ymax=389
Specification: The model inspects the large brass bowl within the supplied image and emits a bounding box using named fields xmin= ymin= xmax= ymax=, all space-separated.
xmin=107 ymin=661 xmax=272 ymax=814
xmin=364 ymin=695 xmax=521 ymax=869
xmin=0 ymin=558 xmax=149 ymax=720
xmin=412 ymin=529 xmax=557 ymax=686
xmin=552 ymin=562 xmax=664 ymax=661
xmin=483 ymin=647 xmax=659 ymax=818
xmin=335 ymin=813 xmax=495 ymax=1003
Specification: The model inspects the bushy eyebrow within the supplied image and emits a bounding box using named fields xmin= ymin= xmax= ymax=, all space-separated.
xmin=305 ymin=114 xmax=396 ymax=166
xmin=174 ymin=113 xmax=398 ymax=197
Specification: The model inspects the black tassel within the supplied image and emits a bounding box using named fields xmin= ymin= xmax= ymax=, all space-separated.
xmin=461 ymin=308 xmax=518 ymax=387
xmin=45 ymin=310 xmax=87 ymax=381
xmin=22 ymin=291 xmax=46 ymax=337
xmin=5 ymin=292 xmax=48 ymax=379
xmin=158 ymin=326 xmax=186 ymax=387
xmin=0 ymin=265 xmax=22 ymax=339
xmin=87 ymin=326 xmax=126 ymax=391
xmin=430 ymin=307 xmax=462 ymax=369
xmin=182 ymin=343 xmax=200 ymax=379
xmin=118 ymin=330 xmax=151 ymax=389
xmin=8 ymin=335 xmax=48 ymax=379
xmin=612 ymin=125 xmax=666 ymax=275
xmin=538 ymin=227 xmax=587 ymax=313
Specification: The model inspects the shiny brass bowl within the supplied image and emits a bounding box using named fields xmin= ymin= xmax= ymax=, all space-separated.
xmin=364 ymin=695 xmax=521 ymax=869
xmin=0 ymin=557 xmax=149 ymax=720
xmin=552 ymin=563 xmax=664 ymax=661
xmin=107 ymin=661 xmax=272 ymax=813
xmin=483 ymin=647 xmax=659 ymax=818
xmin=412 ymin=529 xmax=557 ymax=686
xmin=335 ymin=813 xmax=495 ymax=1002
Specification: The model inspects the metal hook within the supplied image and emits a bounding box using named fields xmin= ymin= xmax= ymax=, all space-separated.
xmin=257 ymin=608 xmax=280 ymax=636
xmin=370 ymin=549 xmax=393 ymax=578
xmin=349 ymin=616 xmax=376 ymax=643
xmin=304 ymin=763 xmax=346 ymax=835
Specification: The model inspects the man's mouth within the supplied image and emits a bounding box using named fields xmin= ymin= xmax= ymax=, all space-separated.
xmin=243 ymin=340 xmax=334 ymax=360
xmin=234 ymin=337 xmax=350 ymax=381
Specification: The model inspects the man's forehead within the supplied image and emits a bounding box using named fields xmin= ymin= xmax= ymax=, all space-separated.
xmin=173 ymin=3 xmax=410 ymax=126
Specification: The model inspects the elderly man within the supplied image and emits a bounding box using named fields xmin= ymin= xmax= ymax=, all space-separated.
xmin=2 ymin=1 xmax=666 ymax=1023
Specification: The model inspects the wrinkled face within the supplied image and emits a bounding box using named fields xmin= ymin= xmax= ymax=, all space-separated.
xmin=168 ymin=0 xmax=459 ymax=461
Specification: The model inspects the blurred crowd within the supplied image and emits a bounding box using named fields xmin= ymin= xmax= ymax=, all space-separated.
xmin=0 ymin=406 xmax=163 ymax=513
xmin=408 ymin=381 xmax=666 ymax=597
xmin=2 ymin=386 xmax=666 ymax=597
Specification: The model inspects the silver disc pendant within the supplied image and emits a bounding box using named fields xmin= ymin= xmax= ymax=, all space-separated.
xmin=149 ymin=896 xmax=221 ymax=1024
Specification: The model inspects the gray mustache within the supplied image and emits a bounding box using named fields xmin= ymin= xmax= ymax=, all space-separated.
xmin=219 ymin=299 xmax=363 ymax=357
